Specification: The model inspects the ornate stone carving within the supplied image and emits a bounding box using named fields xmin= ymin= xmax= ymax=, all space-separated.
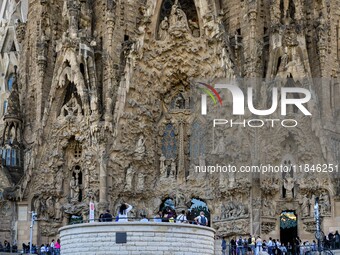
xmin=124 ymin=165 xmax=135 ymax=191
xmin=168 ymin=1 xmax=190 ymax=38
xmin=262 ymin=197 xmax=276 ymax=217
xmin=1 ymin=0 xmax=339 ymax=244
xmin=261 ymin=221 xmax=276 ymax=234
xmin=301 ymin=194 xmax=310 ymax=218
xmin=134 ymin=135 xmax=146 ymax=160
xmin=320 ymin=191 xmax=331 ymax=215
xmin=220 ymin=200 xmax=249 ymax=220
xmin=303 ymin=218 xmax=316 ymax=233
xmin=284 ymin=176 xmax=295 ymax=199
xmin=214 ymin=219 xmax=250 ymax=237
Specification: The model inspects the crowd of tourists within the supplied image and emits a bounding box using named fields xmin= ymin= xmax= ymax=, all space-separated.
xmin=0 ymin=240 xmax=17 ymax=252
xmin=0 ymin=239 xmax=62 ymax=254
xmin=221 ymin=232 xmax=340 ymax=255
xmin=98 ymin=203 xmax=209 ymax=225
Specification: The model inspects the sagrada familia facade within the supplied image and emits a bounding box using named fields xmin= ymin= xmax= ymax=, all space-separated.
xmin=0 ymin=0 xmax=339 ymax=246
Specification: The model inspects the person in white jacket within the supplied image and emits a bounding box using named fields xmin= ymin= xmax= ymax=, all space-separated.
xmin=118 ymin=203 xmax=133 ymax=222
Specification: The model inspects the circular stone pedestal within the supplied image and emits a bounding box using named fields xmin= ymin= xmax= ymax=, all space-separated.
xmin=59 ymin=222 xmax=215 ymax=255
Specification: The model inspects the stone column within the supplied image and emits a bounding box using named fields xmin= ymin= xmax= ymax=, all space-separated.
xmin=177 ymin=119 xmax=186 ymax=183
xmin=105 ymin=15 xmax=115 ymax=127
xmin=99 ymin=145 xmax=108 ymax=204
xmin=248 ymin=8 xmax=257 ymax=78
xmin=36 ymin=1 xmax=48 ymax=125
xmin=68 ymin=5 xmax=80 ymax=39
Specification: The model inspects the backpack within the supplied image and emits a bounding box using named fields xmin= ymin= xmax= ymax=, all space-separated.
xmin=336 ymin=235 xmax=340 ymax=242
xmin=238 ymin=239 xmax=243 ymax=246
xmin=200 ymin=215 xmax=207 ymax=225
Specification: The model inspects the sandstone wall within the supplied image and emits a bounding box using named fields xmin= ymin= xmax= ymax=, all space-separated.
xmin=59 ymin=222 xmax=215 ymax=255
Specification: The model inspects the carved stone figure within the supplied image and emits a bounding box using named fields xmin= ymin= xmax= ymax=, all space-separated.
xmin=168 ymin=2 xmax=190 ymax=37
xmin=46 ymin=196 xmax=55 ymax=218
xmin=284 ymin=176 xmax=295 ymax=199
xmin=188 ymin=19 xmax=199 ymax=37
xmin=170 ymin=159 xmax=176 ymax=177
xmin=124 ymin=165 xmax=135 ymax=190
xmin=174 ymin=94 xmax=185 ymax=109
xmin=70 ymin=176 xmax=79 ymax=202
xmin=160 ymin=154 xmax=166 ymax=178
xmin=55 ymin=198 xmax=63 ymax=221
xmin=34 ymin=197 xmax=41 ymax=215
xmin=134 ymin=135 xmax=146 ymax=159
xmin=221 ymin=201 xmax=248 ymax=220
xmin=61 ymin=94 xmax=83 ymax=118
xmin=301 ymin=194 xmax=310 ymax=217
xmin=320 ymin=192 xmax=331 ymax=215
xmin=159 ymin=17 xmax=169 ymax=40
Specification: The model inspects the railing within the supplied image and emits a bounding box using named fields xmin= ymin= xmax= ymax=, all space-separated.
xmin=68 ymin=216 xmax=207 ymax=225
xmin=221 ymin=243 xmax=339 ymax=255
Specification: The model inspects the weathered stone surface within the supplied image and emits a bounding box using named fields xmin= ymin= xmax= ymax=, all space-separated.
xmin=0 ymin=0 xmax=339 ymax=248
xmin=59 ymin=222 xmax=215 ymax=255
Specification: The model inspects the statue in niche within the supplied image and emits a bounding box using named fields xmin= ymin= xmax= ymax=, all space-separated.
xmin=170 ymin=159 xmax=176 ymax=177
xmin=282 ymin=0 xmax=290 ymax=18
xmin=70 ymin=176 xmax=80 ymax=202
xmin=124 ymin=165 xmax=135 ymax=191
xmin=61 ymin=94 xmax=82 ymax=118
xmin=282 ymin=0 xmax=296 ymax=22
xmin=320 ymin=192 xmax=331 ymax=214
xmin=283 ymin=28 xmax=299 ymax=47
xmin=160 ymin=154 xmax=167 ymax=178
xmin=284 ymin=176 xmax=295 ymax=199
xmin=176 ymin=192 xmax=186 ymax=208
xmin=54 ymin=198 xmax=63 ymax=221
xmin=301 ymin=194 xmax=310 ymax=217
xmin=168 ymin=0 xmax=190 ymax=37
xmin=188 ymin=19 xmax=199 ymax=37
xmin=174 ymin=94 xmax=185 ymax=109
xmin=277 ymin=52 xmax=289 ymax=74
xmin=135 ymin=135 xmax=146 ymax=159
xmin=159 ymin=17 xmax=169 ymax=40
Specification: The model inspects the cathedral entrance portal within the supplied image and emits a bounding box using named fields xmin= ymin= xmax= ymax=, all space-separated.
xmin=280 ymin=211 xmax=297 ymax=246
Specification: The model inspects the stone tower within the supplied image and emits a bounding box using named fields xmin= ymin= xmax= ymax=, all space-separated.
xmin=0 ymin=0 xmax=339 ymax=246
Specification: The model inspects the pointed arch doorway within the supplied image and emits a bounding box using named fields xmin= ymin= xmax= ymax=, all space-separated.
xmin=280 ymin=211 xmax=298 ymax=246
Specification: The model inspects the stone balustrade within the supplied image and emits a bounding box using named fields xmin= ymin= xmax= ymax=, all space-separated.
xmin=59 ymin=222 xmax=216 ymax=255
